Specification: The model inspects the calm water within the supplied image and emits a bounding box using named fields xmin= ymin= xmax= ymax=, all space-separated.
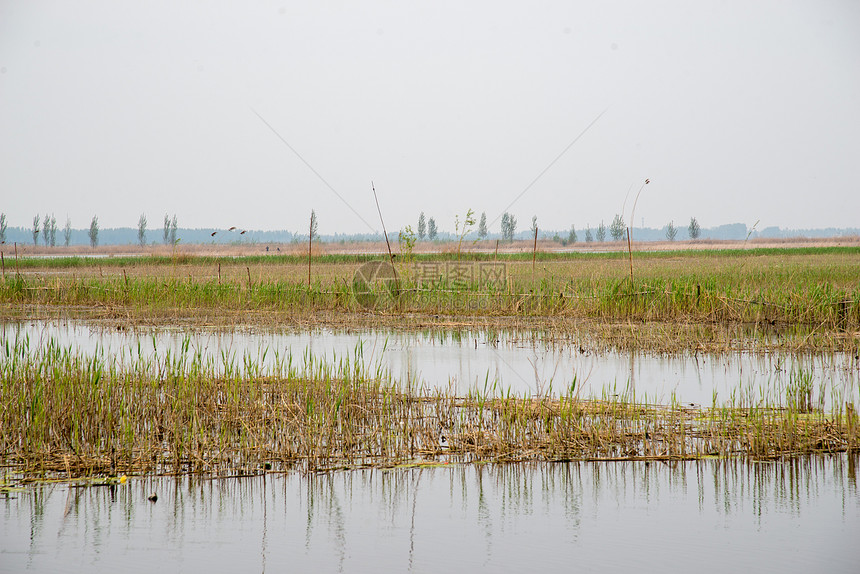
xmin=4 ymin=321 xmax=859 ymax=571
xmin=3 ymin=320 xmax=858 ymax=407
xmin=2 ymin=456 xmax=858 ymax=573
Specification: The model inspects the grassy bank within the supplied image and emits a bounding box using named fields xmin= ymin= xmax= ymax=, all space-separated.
xmin=2 ymin=247 xmax=858 ymax=353
xmin=2 ymin=260 xmax=858 ymax=328
xmin=2 ymin=337 xmax=857 ymax=480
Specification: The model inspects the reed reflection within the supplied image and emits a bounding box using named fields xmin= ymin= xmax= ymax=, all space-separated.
xmin=4 ymin=459 xmax=857 ymax=572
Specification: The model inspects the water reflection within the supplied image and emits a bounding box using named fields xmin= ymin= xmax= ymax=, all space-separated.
xmin=3 ymin=456 xmax=858 ymax=572
xmin=3 ymin=319 xmax=857 ymax=407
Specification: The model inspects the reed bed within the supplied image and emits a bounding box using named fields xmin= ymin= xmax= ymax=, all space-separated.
xmin=2 ymin=337 xmax=857 ymax=480
xmin=2 ymin=268 xmax=858 ymax=333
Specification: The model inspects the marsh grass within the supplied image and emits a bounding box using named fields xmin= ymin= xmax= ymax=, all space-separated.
xmin=2 ymin=337 xmax=856 ymax=481
xmin=3 ymin=264 xmax=858 ymax=335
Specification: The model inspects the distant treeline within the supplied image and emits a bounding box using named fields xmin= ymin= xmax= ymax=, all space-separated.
xmin=1 ymin=224 xmax=857 ymax=247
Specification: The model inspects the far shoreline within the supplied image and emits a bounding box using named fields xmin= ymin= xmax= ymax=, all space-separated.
xmin=5 ymin=234 xmax=860 ymax=259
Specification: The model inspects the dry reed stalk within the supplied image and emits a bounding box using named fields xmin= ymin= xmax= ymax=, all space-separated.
xmin=372 ymin=182 xmax=399 ymax=290
xmin=848 ymin=402 xmax=857 ymax=449
xmin=627 ymin=227 xmax=634 ymax=286
xmin=308 ymin=211 xmax=313 ymax=288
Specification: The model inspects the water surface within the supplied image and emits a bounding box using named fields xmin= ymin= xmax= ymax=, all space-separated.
xmin=3 ymin=320 xmax=857 ymax=408
xmin=2 ymin=456 xmax=857 ymax=573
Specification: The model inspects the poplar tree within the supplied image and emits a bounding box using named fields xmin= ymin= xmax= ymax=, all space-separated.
xmin=688 ymin=217 xmax=701 ymax=240
xmin=417 ymin=212 xmax=426 ymax=240
xmin=138 ymin=214 xmax=148 ymax=246
xmin=32 ymin=215 xmax=40 ymax=245
xmin=666 ymin=221 xmax=678 ymax=241
xmin=88 ymin=216 xmax=99 ymax=248
xmin=427 ymin=217 xmax=438 ymax=240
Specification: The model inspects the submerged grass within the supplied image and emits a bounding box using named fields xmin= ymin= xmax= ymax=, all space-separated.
xmin=2 ymin=336 xmax=857 ymax=480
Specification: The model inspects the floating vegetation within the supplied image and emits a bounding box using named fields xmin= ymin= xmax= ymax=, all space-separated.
xmin=2 ymin=336 xmax=857 ymax=480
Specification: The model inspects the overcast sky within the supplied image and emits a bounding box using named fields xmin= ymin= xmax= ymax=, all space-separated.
xmin=1 ymin=1 xmax=858 ymax=235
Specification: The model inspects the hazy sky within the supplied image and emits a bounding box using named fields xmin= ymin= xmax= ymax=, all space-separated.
xmin=2 ymin=1 xmax=858 ymax=235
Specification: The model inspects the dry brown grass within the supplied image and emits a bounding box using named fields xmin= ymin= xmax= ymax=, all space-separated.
xmin=6 ymin=234 xmax=860 ymax=259
xmin=9 ymin=247 xmax=859 ymax=292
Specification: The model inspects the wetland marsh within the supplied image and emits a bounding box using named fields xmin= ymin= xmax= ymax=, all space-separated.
xmin=2 ymin=247 xmax=859 ymax=570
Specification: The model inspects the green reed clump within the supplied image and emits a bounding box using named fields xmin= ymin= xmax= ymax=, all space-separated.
xmin=1 ymin=336 xmax=855 ymax=480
